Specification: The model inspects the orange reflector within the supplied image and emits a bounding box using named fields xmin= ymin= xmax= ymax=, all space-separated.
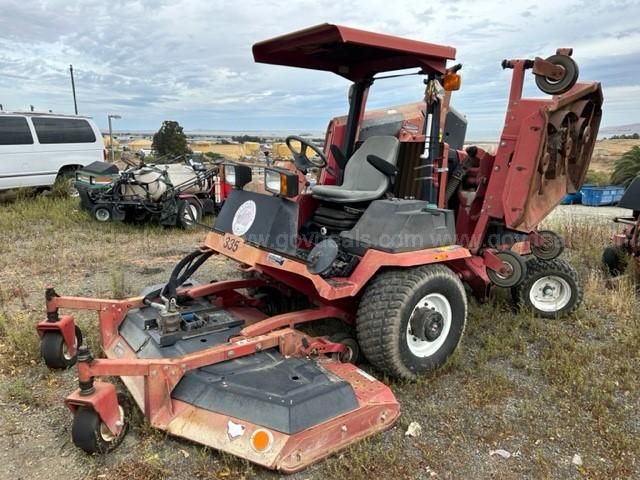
xmin=251 ymin=429 xmax=272 ymax=452
xmin=443 ymin=73 xmax=461 ymax=91
xmin=280 ymin=174 xmax=288 ymax=196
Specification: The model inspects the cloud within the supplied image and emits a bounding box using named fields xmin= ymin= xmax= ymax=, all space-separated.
xmin=0 ymin=0 xmax=639 ymax=138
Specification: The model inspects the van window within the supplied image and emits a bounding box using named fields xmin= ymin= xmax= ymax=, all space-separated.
xmin=0 ymin=116 xmax=34 ymax=145
xmin=32 ymin=117 xmax=97 ymax=144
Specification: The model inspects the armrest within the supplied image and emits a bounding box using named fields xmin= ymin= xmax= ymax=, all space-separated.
xmin=367 ymin=154 xmax=398 ymax=177
xmin=330 ymin=144 xmax=349 ymax=169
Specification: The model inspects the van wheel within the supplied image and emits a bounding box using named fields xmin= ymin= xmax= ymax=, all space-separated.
xmin=55 ymin=167 xmax=80 ymax=197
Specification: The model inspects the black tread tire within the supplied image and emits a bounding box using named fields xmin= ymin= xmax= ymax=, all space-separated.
xmin=55 ymin=166 xmax=80 ymax=197
xmin=531 ymin=230 xmax=565 ymax=261
xmin=511 ymin=258 xmax=582 ymax=318
xmin=356 ymin=265 xmax=467 ymax=380
xmin=177 ymin=199 xmax=202 ymax=229
xmin=602 ymin=245 xmax=626 ymax=277
xmin=72 ymin=401 xmax=127 ymax=454
xmin=535 ymin=54 xmax=579 ymax=95
xmin=40 ymin=327 xmax=82 ymax=369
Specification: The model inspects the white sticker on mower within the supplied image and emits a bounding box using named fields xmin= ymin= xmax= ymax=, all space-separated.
xmin=231 ymin=200 xmax=257 ymax=236
xmin=227 ymin=420 xmax=245 ymax=439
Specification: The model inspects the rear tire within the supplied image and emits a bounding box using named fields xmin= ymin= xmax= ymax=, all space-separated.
xmin=356 ymin=265 xmax=467 ymax=380
xmin=55 ymin=167 xmax=80 ymax=197
xmin=511 ymin=258 xmax=582 ymax=318
xmin=602 ymin=245 xmax=626 ymax=276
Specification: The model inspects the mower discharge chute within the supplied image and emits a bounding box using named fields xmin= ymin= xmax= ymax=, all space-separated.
xmin=36 ymin=24 xmax=603 ymax=472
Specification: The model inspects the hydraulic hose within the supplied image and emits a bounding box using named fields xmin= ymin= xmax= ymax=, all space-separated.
xmin=143 ymin=249 xmax=213 ymax=306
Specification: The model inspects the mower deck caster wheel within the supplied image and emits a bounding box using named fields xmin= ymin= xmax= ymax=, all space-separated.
xmin=511 ymin=258 xmax=582 ymax=318
xmin=40 ymin=326 xmax=83 ymax=369
xmin=531 ymin=230 xmax=564 ymax=261
xmin=487 ymin=251 xmax=527 ymax=288
xmin=329 ymin=333 xmax=361 ymax=364
xmin=72 ymin=400 xmax=128 ymax=454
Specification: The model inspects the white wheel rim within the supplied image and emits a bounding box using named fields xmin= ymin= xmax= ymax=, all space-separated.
xmin=99 ymin=406 xmax=124 ymax=442
xmin=62 ymin=335 xmax=77 ymax=361
xmin=95 ymin=209 xmax=110 ymax=222
xmin=406 ymin=293 xmax=452 ymax=358
xmin=183 ymin=204 xmax=198 ymax=225
xmin=529 ymin=275 xmax=572 ymax=312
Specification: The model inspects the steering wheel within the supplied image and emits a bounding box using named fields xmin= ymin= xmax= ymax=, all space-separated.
xmin=285 ymin=135 xmax=327 ymax=170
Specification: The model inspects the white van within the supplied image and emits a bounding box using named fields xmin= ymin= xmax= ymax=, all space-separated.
xmin=0 ymin=112 xmax=105 ymax=191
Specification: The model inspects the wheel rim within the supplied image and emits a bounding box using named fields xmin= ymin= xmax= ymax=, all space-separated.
xmin=62 ymin=334 xmax=77 ymax=361
xmin=95 ymin=208 xmax=110 ymax=222
xmin=183 ymin=204 xmax=198 ymax=225
xmin=406 ymin=293 xmax=452 ymax=357
xmin=99 ymin=406 xmax=124 ymax=442
xmin=67 ymin=178 xmax=80 ymax=198
xmin=529 ymin=275 xmax=572 ymax=312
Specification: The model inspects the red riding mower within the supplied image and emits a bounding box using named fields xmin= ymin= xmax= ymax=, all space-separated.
xmin=36 ymin=24 xmax=602 ymax=472
xmin=603 ymin=176 xmax=640 ymax=276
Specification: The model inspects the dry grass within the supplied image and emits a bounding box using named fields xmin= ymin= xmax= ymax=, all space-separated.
xmin=0 ymin=194 xmax=638 ymax=479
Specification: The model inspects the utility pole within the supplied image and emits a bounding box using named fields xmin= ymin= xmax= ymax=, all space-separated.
xmin=108 ymin=114 xmax=122 ymax=162
xmin=69 ymin=64 xmax=78 ymax=114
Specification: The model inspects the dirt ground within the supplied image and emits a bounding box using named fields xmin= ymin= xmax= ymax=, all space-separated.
xmin=0 ymin=196 xmax=638 ymax=480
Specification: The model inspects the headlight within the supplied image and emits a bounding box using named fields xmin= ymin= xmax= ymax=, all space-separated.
xmin=264 ymin=168 xmax=299 ymax=197
xmin=222 ymin=163 xmax=252 ymax=189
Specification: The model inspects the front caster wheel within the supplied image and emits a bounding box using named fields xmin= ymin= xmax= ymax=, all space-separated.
xmin=511 ymin=258 xmax=582 ymax=318
xmin=356 ymin=265 xmax=467 ymax=380
xmin=72 ymin=402 xmax=128 ymax=454
xmin=40 ymin=326 xmax=83 ymax=369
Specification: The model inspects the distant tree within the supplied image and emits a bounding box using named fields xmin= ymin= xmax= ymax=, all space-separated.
xmin=611 ymin=145 xmax=640 ymax=187
xmin=231 ymin=135 xmax=264 ymax=143
xmin=152 ymin=120 xmax=191 ymax=158
xmin=608 ymin=133 xmax=640 ymax=140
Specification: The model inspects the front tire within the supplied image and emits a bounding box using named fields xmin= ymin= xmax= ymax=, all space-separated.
xmin=512 ymin=258 xmax=582 ymax=318
xmin=356 ymin=265 xmax=467 ymax=380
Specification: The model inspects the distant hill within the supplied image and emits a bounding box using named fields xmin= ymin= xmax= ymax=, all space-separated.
xmin=599 ymin=123 xmax=640 ymax=137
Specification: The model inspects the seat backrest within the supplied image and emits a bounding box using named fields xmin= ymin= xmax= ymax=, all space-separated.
xmin=342 ymin=136 xmax=400 ymax=193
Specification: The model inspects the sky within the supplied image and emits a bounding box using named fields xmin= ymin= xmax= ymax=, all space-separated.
xmin=0 ymin=0 xmax=639 ymax=139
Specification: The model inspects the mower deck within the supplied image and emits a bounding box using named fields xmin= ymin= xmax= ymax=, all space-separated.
xmin=44 ymin=289 xmax=399 ymax=473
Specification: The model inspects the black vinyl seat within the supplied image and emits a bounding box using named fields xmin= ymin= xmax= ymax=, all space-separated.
xmin=311 ymin=136 xmax=400 ymax=203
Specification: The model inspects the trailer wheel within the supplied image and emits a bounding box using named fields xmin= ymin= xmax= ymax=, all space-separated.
xmin=512 ymin=258 xmax=582 ymax=318
xmin=40 ymin=326 xmax=83 ymax=369
xmin=177 ymin=199 xmax=202 ymax=229
xmin=535 ymin=54 xmax=579 ymax=95
xmin=356 ymin=265 xmax=467 ymax=380
xmin=93 ymin=206 xmax=112 ymax=223
xmin=531 ymin=230 xmax=565 ymax=261
xmin=602 ymin=245 xmax=626 ymax=276
xmin=72 ymin=402 xmax=127 ymax=454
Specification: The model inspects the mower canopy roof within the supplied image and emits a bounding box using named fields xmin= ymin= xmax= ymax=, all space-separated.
xmin=252 ymin=23 xmax=456 ymax=81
